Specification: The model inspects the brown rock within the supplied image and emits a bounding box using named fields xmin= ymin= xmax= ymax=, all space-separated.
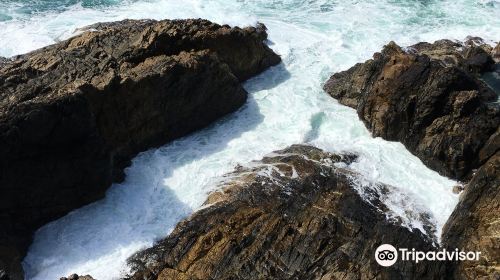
xmin=324 ymin=39 xmax=499 ymax=181
xmin=127 ymin=145 xmax=445 ymax=280
xmin=60 ymin=274 xmax=95 ymax=280
xmin=411 ymin=38 xmax=494 ymax=73
xmin=492 ymin=42 xmax=500 ymax=63
xmin=325 ymin=38 xmax=500 ymax=279
xmin=452 ymin=185 xmax=465 ymax=194
xmin=0 ymin=18 xmax=280 ymax=279
xmin=442 ymin=152 xmax=500 ymax=279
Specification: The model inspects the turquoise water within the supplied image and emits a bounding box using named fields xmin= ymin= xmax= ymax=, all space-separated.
xmin=0 ymin=0 xmax=499 ymax=57
xmin=0 ymin=0 xmax=498 ymax=279
xmin=0 ymin=0 xmax=127 ymax=20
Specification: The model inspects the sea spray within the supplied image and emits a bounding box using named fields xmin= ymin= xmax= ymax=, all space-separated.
xmin=1 ymin=0 xmax=497 ymax=279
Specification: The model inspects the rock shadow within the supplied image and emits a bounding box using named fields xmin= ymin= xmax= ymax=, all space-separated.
xmin=22 ymin=63 xmax=291 ymax=279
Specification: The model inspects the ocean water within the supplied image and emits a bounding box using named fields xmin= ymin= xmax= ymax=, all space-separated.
xmin=0 ymin=0 xmax=498 ymax=279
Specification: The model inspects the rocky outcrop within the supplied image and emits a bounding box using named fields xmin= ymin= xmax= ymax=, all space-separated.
xmin=127 ymin=145 xmax=444 ymax=280
xmin=442 ymin=151 xmax=500 ymax=279
xmin=60 ymin=274 xmax=95 ymax=280
xmin=324 ymin=39 xmax=499 ymax=181
xmin=324 ymin=38 xmax=500 ymax=279
xmin=493 ymin=42 xmax=500 ymax=62
xmin=0 ymin=18 xmax=280 ymax=279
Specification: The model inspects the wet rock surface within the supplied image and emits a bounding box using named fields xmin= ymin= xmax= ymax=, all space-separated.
xmin=126 ymin=145 xmax=444 ymax=280
xmin=60 ymin=274 xmax=95 ymax=280
xmin=0 ymin=57 xmax=8 ymax=67
xmin=442 ymin=151 xmax=500 ymax=279
xmin=325 ymin=38 xmax=500 ymax=279
xmin=0 ymin=18 xmax=280 ymax=279
xmin=324 ymin=39 xmax=499 ymax=181
xmin=492 ymin=42 xmax=500 ymax=63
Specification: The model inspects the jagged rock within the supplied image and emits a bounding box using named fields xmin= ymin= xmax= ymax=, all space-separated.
xmin=411 ymin=38 xmax=495 ymax=74
xmin=325 ymin=38 xmax=500 ymax=279
xmin=324 ymin=39 xmax=499 ymax=181
xmin=452 ymin=185 xmax=465 ymax=194
xmin=1 ymin=269 xmax=10 ymax=280
xmin=442 ymin=152 xmax=500 ymax=279
xmin=0 ymin=18 xmax=280 ymax=280
xmin=60 ymin=274 xmax=95 ymax=280
xmin=492 ymin=42 xmax=500 ymax=63
xmin=127 ymin=145 xmax=444 ymax=280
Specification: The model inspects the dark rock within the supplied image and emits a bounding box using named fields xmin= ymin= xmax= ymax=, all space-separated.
xmin=324 ymin=39 xmax=499 ymax=181
xmin=325 ymin=38 xmax=500 ymax=279
xmin=442 ymin=152 xmax=500 ymax=279
xmin=127 ymin=145 xmax=445 ymax=280
xmin=492 ymin=42 xmax=500 ymax=63
xmin=0 ymin=57 xmax=7 ymax=67
xmin=0 ymin=245 xmax=23 ymax=280
xmin=60 ymin=274 xmax=95 ymax=280
xmin=411 ymin=38 xmax=495 ymax=74
xmin=1 ymin=269 xmax=10 ymax=280
xmin=0 ymin=18 xmax=280 ymax=279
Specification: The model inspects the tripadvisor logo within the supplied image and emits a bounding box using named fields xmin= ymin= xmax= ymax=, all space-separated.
xmin=375 ymin=244 xmax=398 ymax=267
xmin=374 ymin=244 xmax=481 ymax=267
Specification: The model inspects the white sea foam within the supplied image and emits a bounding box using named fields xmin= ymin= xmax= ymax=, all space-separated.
xmin=0 ymin=0 xmax=498 ymax=279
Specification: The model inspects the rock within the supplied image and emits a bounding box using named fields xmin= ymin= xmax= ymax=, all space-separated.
xmin=324 ymin=39 xmax=499 ymax=181
xmin=1 ymin=270 xmax=10 ymax=280
xmin=127 ymin=145 xmax=445 ymax=280
xmin=411 ymin=38 xmax=494 ymax=74
xmin=325 ymin=38 xmax=500 ymax=279
xmin=442 ymin=152 xmax=500 ymax=279
xmin=492 ymin=42 xmax=500 ymax=63
xmin=60 ymin=274 xmax=95 ymax=280
xmin=0 ymin=244 xmax=23 ymax=280
xmin=0 ymin=18 xmax=280 ymax=279
xmin=452 ymin=185 xmax=465 ymax=194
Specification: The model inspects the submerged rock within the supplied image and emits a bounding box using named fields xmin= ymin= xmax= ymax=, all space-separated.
xmin=0 ymin=18 xmax=280 ymax=279
xmin=127 ymin=145 xmax=444 ymax=280
xmin=324 ymin=39 xmax=499 ymax=181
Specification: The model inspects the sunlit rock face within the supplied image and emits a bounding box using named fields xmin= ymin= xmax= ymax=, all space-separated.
xmin=324 ymin=38 xmax=500 ymax=279
xmin=324 ymin=38 xmax=499 ymax=181
xmin=0 ymin=0 xmax=498 ymax=278
xmin=127 ymin=145 xmax=444 ymax=280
